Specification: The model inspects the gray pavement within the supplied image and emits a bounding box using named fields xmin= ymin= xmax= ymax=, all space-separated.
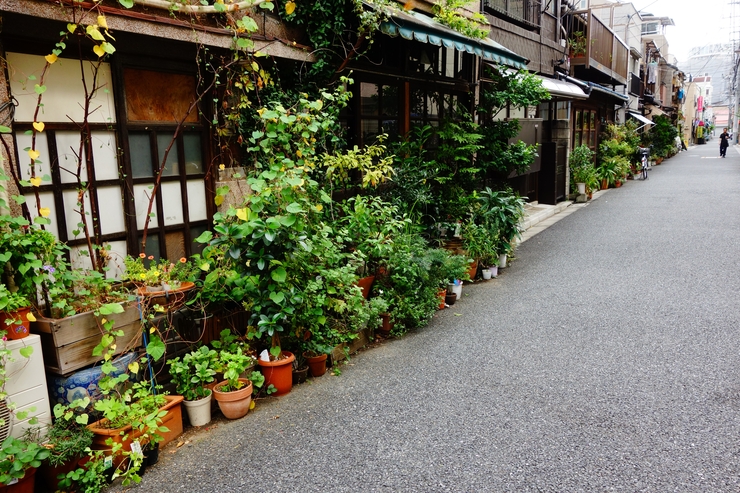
xmin=119 ymin=143 xmax=740 ymax=492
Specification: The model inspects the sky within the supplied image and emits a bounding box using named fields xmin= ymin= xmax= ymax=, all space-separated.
xmin=626 ymin=0 xmax=734 ymax=62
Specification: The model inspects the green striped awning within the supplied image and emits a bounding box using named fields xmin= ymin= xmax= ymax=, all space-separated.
xmin=378 ymin=7 xmax=529 ymax=70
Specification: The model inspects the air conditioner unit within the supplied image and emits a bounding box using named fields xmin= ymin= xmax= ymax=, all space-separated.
xmin=4 ymin=335 xmax=51 ymax=439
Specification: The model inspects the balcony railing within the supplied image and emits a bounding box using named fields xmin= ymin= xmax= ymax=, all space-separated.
xmin=569 ymin=10 xmax=629 ymax=85
xmin=482 ymin=0 xmax=541 ymax=28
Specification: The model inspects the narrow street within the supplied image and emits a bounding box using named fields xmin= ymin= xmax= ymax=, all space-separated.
xmin=126 ymin=143 xmax=740 ymax=492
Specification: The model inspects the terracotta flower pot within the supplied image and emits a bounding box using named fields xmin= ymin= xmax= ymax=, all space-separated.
xmin=1 ymin=307 xmax=32 ymax=340
xmin=355 ymin=275 xmax=375 ymax=299
xmin=136 ymin=281 xmax=195 ymax=309
xmin=257 ymin=351 xmax=295 ymax=396
xmin=467 ymin=260 xmax=478 ymax=281
xmin=379 ymin=313 xmax=393 ymax=335
xmin=437 ymin=289 xmax=446 ymax=310
xmin=213 ymin=378 xmax=253 ymax=419
xmin=304 ymin=353 xmax=328 ymax=378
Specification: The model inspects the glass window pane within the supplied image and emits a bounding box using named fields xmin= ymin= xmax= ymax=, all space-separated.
xmin=15 ymin=131 xmax=51 ymax=184
xmin=410 ymin=88 xmax=424 ymax=119
xmin=157 ymin=132 xmax=179 ymax=176
xmin=161 ymin=181 xmax=184 ymax=226
xmin=444 ymin=48 xmax=455 ymax=78
xmin=165 ymin=231 xmax=186 ymax=263
xmin=361 ymin=83 xmax=379 ymax=116
xmin=380 ymin=120 xmax=399 ymax=141
xmin=96 ymin=186 xmax=125 ymax=235
xmin=381 ymin=85 xmax=398 ymax=117
xmin=134 ymin=183 xmax=158 ymax=230
xmin=427 ymin=93 xmax=440 ymax=119
xmin=361 ymin=119 xmax=379 ymax=144
xmin=183 ymin=133 xmax=203 ymax=175
xmin=186 ymin=180 xmax=207 ymax=222
xmin=56 ymin=131 xmax=87 ymax=184
xmin=129 ymin=133 xmax=153 ymax=178
xmin=91 ymin=131 xmax=119 ymax=181
xmin=62 ymin=189 xmax=92 ymax=239
xmin=139 ymin=234 xmax=160 ymax=261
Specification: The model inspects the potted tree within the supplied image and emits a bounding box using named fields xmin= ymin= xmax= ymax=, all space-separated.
xmin=212 ymin=349 xmax=255 ymax=419
xmin=569 ymin=145 xmax=595 ymax=196
xmin=168 ymin=346 xmax=218 ymax=427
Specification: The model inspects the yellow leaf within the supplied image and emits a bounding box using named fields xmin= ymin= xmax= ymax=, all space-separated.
xmin=251 ymin=62 xmax=259 ymax=72
xmin=199 ymin=262 xmax=210 ymax=272
xmin=315 ymin=204 xmax=323 ymax=212
xmin=285 ymin=1 xmax=296 ymax=14
xmin=97 ymin=15 xmax=108 ymax=30
xmin=249 ymin=400 xmax=256 ymax=410
xmin=28 ymin=149 xmax=40 ymax=161
xmin=128 ymin=362 xmax=139 ymax=374
xmin=39 ymin=207 xmax=50 ymax=217
xmin=32 ymin=122 xmax=45 ymax=132
xmin=25 ymin=312 xmax=36 ymax=322
xmin=86 ymin=25 xmax=105 ymax=42
xmin=67 ymin=23 xmax=77 ymax=33
xmin=44 ymin=54 xmax=57 ymax=64
xmin=93 ymin=45 xmax=106 ymax=58
xmin=150 ymin=327 xmax=156 ymax=334
xmin=110 ymin=344 xmax=117 ymax=352
xmin=30 ymin=177 xmax=42 ymax=187
xmin=214 ymin=195 xmax=224 ymax=207
xmin=236 ymin=208 xmax=248 ymax=221
xmin=296 ymin=149 xmax=302 ymax=158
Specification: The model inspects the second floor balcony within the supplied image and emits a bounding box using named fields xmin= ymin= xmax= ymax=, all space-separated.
xmin=568 ymin=9 xmax=628 ymax=86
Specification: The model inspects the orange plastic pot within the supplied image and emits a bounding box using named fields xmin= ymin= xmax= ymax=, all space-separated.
xmin=257 ymin=351 xmax=295 ymax=396
xmin=304 ymin=353 xmax=328 ymax=378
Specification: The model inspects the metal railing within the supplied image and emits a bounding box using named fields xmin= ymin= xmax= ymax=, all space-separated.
xmin=482 ymin=0 xmax=542 ymax=27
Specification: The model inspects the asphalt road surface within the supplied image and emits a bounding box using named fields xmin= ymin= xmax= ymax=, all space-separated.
xmin=119 ymin=142 xmax=740 ymax=492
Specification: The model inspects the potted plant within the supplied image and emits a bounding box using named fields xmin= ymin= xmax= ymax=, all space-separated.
xmin=88 ymin=381 xmax=182 ymax=468
xmin=123 ymin=254 xmax=198 ymax=308
xmin=37 ymin=398 xmax=94 ymax=492
xmin=168 ymin=346 xmax=218 ymax=427
xmin=292 ymin=352 xmax=309 ymax=385
xmin=0 ymin=435 xmax=50 ymax=492
xmin=302 ymin=342 xmax=333 ymax=378
xmin=0 ymin=285 xmax=32 ymax=340
xmin=212 ymin=349 xmax=255 ymax=419
xmin=570 ymin=145 xmax=595 ymax=196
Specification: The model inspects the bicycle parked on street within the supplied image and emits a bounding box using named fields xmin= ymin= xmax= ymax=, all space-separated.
xmin=638 ymin=147 xmax=651 ymax=180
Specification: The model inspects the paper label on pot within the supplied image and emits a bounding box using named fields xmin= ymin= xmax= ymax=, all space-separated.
xmin=130 ymin=440 xmax=142 ymax=454
xmin=104 ymin=455 xmax=113 ymax=469
xmin=259 ymin=349 xmax=270 ymax=362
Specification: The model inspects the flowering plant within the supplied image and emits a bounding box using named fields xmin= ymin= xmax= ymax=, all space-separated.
xmin=123 ymin=254 xmax=199 ymax=288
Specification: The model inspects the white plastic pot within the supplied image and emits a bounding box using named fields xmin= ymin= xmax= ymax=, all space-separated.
xmin=576 ymin=182 xmax=586 ymax=195
xmin=183 ymin=390 xmax=212 ymax=427
xmin=481 ymin=269 xmax=492 ymax=280
xmin=499 ymin=254 xmax=508 ymax=269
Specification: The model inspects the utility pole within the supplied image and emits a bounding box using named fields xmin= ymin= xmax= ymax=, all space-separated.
xmin=731 ymin=1 xmax=740 ymax=141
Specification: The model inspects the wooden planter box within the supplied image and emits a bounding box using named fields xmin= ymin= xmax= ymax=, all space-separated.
xmin=88 ymin=395 xmax=184 ymax=466
xmin=31 ymin=302 xmax=143 ymax=376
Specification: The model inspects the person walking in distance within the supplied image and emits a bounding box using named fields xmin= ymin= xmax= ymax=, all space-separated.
xmin=719 ymin=127 xmax=730 ymax=157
